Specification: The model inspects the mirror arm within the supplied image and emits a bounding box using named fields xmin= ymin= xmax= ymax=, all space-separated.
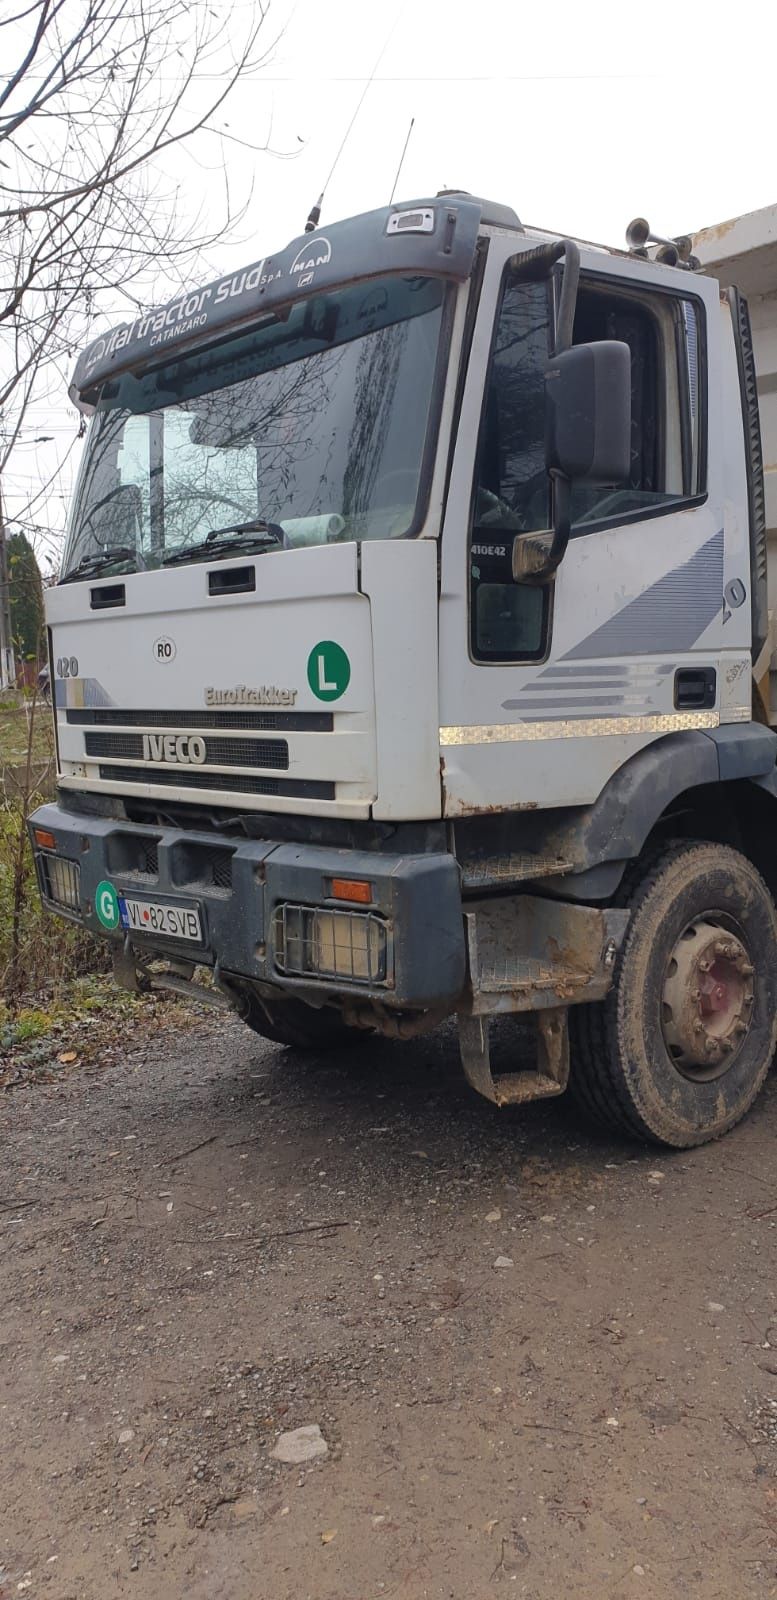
xmin=510 ymin=238 xmax=582 ymax=585
xmin=553 ymin=241 xmax=580 ymax=354
xmin=544 ymin=472 xmax=571 ymax=575
xmin=540 ymin=240 xmax=579 ymax=575
xmin=514 ymin=475 xmax=570 ymax=585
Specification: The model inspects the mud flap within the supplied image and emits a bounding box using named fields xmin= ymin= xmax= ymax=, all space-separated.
xmin=458 ymin=1008 xmax=570 ymax=1106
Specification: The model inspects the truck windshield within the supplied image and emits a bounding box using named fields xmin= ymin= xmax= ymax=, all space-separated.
xmin=61 ymin=274 xmax=447 ymax=577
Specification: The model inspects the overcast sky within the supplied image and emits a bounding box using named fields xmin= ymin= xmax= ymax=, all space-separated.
xmin=10 ymin=0 xmax=777 ymax=563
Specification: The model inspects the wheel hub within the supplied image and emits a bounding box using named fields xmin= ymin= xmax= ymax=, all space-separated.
xmin=661 ymin=918 xmax=754 ymax=1077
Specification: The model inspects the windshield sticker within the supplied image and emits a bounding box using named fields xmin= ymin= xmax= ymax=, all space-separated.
xmin=307 ymin=642 xmax=351 ymax=702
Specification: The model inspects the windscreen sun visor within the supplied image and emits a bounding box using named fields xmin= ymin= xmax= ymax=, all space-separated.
xmin=70 ymin=199 xmax=483 ymax=411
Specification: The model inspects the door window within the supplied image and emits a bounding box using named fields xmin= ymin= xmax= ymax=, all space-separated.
xmin=468 ymin=266 xmax=705 ymax=664
xmin=469 ymin=278 xmax=551 ymax=663
xmin=569 ymin=283 xmax=704 ymax=529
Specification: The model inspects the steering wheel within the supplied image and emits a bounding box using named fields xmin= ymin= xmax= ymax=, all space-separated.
xmin=574 ymin=489 xmax=655 ymax=525
xmin=476 ymin=472 xmax=551 ymax=532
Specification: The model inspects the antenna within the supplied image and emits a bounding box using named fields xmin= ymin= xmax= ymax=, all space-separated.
xmin=303 ymin=2 xmax=405 ymax=233
xmin=389 ymin=117 xmax=415 ymax=206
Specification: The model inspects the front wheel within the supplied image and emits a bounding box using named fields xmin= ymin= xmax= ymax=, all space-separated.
xmin=570 ymin=841 xmax=777 ymax=1147
xmin=237 ymin=988 xmax=365 ymax=1053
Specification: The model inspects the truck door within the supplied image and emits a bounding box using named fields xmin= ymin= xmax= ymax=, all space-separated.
xmin=438 ymin=239 xmax=749 ymax=816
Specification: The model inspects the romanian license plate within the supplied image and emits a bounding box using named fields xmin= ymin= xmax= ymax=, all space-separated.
xmin=118 ymin=895 xmax=202 ymax=942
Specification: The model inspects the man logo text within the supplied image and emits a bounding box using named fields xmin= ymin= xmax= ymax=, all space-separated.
xmin=142 ymin=734 xmax=206 ymax=765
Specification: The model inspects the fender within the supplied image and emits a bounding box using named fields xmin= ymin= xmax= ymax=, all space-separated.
xmin=455 ymin=725 xmax=777 ymax=901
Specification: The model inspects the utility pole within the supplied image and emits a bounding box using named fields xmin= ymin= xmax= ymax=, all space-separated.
xmin=0 ymin=477 xmax=17 ymax=691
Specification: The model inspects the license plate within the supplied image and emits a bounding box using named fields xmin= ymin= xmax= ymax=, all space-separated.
xmin=118 ymin=895 xmax=202 ymax=942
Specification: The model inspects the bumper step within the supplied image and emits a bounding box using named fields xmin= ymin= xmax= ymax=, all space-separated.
xmin=458 ymin=1010 xmax=570 ymax=1106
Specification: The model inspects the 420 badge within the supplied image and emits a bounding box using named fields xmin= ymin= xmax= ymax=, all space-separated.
xmin=307 ymin=641 xmax=351 ymax=702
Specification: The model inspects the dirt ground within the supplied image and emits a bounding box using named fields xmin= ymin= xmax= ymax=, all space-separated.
xmin=3 ymin=1010 xmax=777 ymax=1600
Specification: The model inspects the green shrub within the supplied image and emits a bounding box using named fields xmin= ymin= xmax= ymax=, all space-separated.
xmin=0 ymin=790 xmax=109 ymax=1006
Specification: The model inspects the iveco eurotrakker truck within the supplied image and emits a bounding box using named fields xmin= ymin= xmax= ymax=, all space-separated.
xmin=29 ymin=193 xmax=777 ymax=1148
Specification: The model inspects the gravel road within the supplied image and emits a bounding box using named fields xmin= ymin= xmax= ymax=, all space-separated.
xmin=3 ymin=1010 xmax=777 ymax=1599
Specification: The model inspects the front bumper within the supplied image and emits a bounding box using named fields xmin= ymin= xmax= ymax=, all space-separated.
xmin=28 ymin=802 xmax=467 ymax=1011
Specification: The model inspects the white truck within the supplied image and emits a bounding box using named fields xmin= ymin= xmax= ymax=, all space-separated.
xmin=28 ymin=194 xmax=777 ymax=1148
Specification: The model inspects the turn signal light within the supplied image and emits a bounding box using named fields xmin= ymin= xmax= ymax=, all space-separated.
xmin=330 ymin=877 xmax=373 ymax=905
xmin=34 ymin=828 xmax=57 ymax=850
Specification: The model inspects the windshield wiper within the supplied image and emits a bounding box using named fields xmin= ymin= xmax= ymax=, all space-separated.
xmin=60 ymin=546 xmax=138 ymax=584
xmin=163 ymin=518 xmax=286 ymax=567
xmin=206 ymin=516 xmax=286 ymax=544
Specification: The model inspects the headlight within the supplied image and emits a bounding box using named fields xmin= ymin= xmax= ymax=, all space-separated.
xmin=273 ymin=903 xmax=388 ymax=984
xmin=39 ymin=853 xmax=81 ymax=913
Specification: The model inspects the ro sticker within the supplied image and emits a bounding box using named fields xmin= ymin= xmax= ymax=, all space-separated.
xmin=95 ymin=880 xmax=120 ymax=930
xmin=307 ymin=641 xmax=351 ymax=702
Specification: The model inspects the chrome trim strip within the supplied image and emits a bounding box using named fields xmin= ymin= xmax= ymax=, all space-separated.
xmin=439 ymin=710 xmax=720 ymax=747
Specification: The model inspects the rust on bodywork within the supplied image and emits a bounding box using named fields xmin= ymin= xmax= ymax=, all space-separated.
xmin=464 ymin=896 xmax=629 ymax=1017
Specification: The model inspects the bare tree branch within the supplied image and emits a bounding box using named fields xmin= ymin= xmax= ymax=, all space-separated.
xmin=1 ymin=0 xmax=290 ymax=567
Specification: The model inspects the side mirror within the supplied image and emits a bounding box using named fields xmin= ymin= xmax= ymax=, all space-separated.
xmin=513 ymin=339 xmax=632 ymax=584
xmin=545 ymin=340 xmax=631 ymax=484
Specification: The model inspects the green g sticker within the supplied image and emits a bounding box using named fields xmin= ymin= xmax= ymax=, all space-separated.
xmin=95 ymin=880 xmax=120 ymax=930
xmin=307 ymin=641 xmax=351 ymax=702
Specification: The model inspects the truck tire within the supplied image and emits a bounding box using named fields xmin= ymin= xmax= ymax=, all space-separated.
xmin=239 ymin=990 xmax=363 ymax=1053
xmin=569 ymin=841 xmax=777 ymax=1148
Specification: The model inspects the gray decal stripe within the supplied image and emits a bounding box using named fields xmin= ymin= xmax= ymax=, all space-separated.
xmin=502 ymin=695 xmax=628 ymax=712
xmin=55 ymin=676 xmax=115 ymax=709
xmin=83 ymin=678 xmax=116 ymax=708
xmin=537 ymin=664 xmax=635 ymax=679
xmin=563 ymin=530 xmax=724 ymax=660
xmin=507 ymin=680 xmax=630 ymax=693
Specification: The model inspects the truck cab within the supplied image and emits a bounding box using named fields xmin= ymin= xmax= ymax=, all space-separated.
xmin=30 ymin=193 xmax=777 ymax=1148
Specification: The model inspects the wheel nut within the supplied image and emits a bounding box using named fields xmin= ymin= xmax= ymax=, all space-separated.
xmin=699 ymin=959 xmax=712 ymax=972
xmin=704 ymin=1038 xmax=718 ymax=1055
xmin=740 ymin=963 xmax=754 ymax=976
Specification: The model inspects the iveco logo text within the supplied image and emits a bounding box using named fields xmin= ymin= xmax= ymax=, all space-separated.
xmin=142 ymin=734 xmax=206 ymax=765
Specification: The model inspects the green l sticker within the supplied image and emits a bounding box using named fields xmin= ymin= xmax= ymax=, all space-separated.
xmin=95 ymin=880 xmax=120 ymax=930
xmin=307 ymin=641 xmax=351 ymax=702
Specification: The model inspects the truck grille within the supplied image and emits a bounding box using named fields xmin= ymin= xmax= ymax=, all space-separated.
xmin=84 ymin=732 xmax=289 ymax=770
xmin=67 ymin=707 xmax=333 ymax=732
xmin=98 ymin=765 xmax=334 ymax=800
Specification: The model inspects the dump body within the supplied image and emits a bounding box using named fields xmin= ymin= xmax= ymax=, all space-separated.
xmin=694 ymin=204 xmax=777 ymax=717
